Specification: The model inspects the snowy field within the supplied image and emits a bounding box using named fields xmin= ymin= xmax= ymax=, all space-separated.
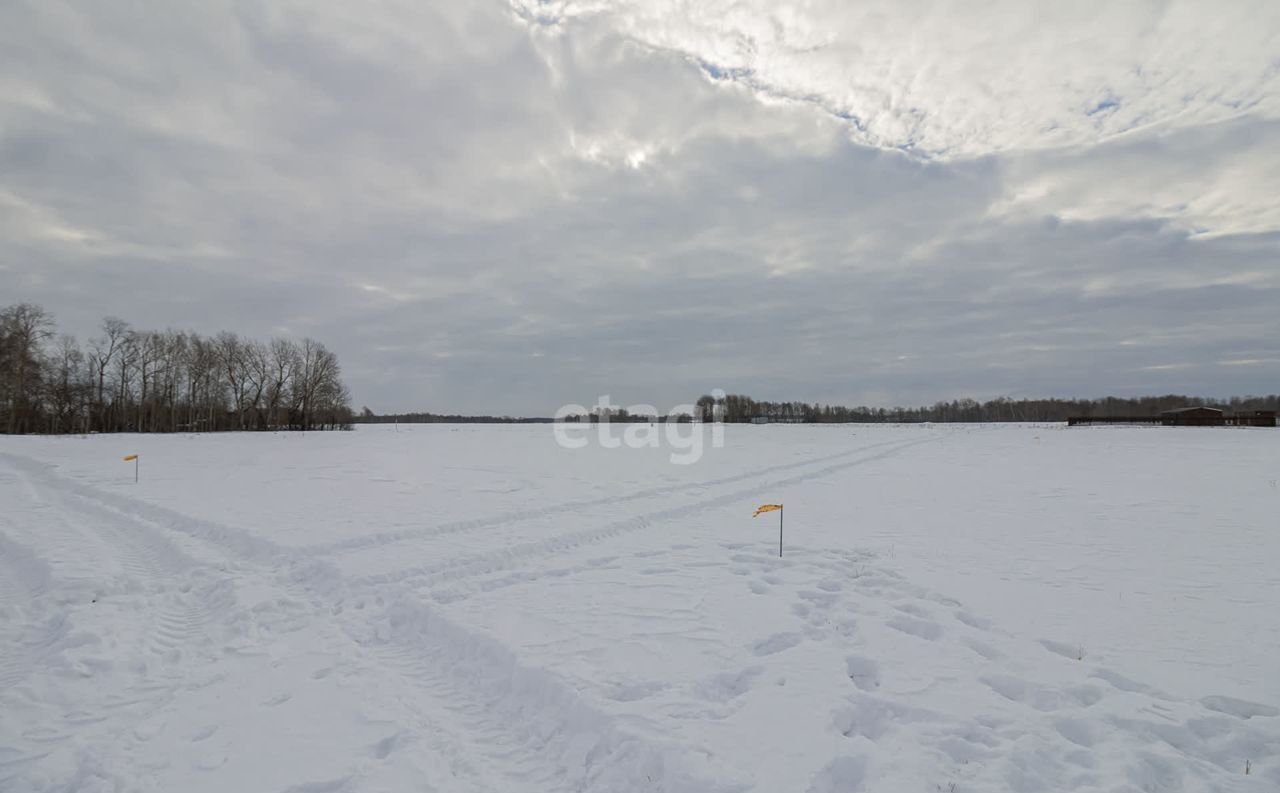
xmin=1 ymin=423 xmax=1277 ymax=792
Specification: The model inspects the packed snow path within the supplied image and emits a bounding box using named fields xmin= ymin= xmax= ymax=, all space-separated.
xmin=1 ymin=426 xmax=1277 ymax=791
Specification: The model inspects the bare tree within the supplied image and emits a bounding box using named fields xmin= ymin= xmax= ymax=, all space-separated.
xmin=292 ymin=338 xmax=351 ymax=431
xmin=1 ymin=303 xmax=354 ymax=434
xmin=243 ymin=339 xmax=270 ymax=429
xmin=46 ymin=335 xmax=90 ymax=433
xmin=0 ymin=303 xmax=55 ymax=433
xmin=89 ymin=317 xmax=129 ymax=431
xmin=113 ymin=331 xmax=137 ymax=431
xmin=266 ymin=337 xmax=299 ymax=429
xmin=217 ymin=331 xmax=251 ymax=430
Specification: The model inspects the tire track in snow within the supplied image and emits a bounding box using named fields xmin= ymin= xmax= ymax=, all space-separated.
xmin=0 ymin=531 xmax=62 ymax=692
xmin=0 ymin=453 xmax=666 ymax=793
xmin=0 ymin=455 xmax=257 ymax=786
xmin=1 ymin=456 xmax=239 ymax=662
xmin=317 ymin=434 xmax=918 ymax=556
xmin=372 ymin=641 xmax=576 ymax=793
xmin=0 ymin=530 xmax=50 ymax=608
xmin=352 ymin=598 xmax=730 ymax=793
xmin=0 ymin=614 xmax=74 ymax=694
xmin=0 ymin=467 xmax=97 ymax=695
xmin=283 ymin=564 xmax=733 ymax=790
xmin=56 ymin=491 xmax=237 ymax=662
xmin=0 ymin=466 xmax=119 ymax=590
xmin=0 ymin=452 xmax=286 ymax=566
xmin=356 ymin=434 xmax=939 ymax=597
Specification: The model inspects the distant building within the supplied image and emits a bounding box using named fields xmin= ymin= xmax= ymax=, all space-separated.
xmin=1231 ymin=410 xmax=1278 ymax=428
xmin=1160 ymin=407 xmax=1225 ymax=426
xmin=1067 ymin=407 xmax=1275 ymax=427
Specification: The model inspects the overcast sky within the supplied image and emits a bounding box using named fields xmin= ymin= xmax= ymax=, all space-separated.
xmin=2 ymin=1 xmax=1278 ymax=414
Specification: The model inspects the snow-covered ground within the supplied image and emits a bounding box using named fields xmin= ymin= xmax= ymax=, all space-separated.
xmin=1 ymin=424 xmax=1277 ymax=792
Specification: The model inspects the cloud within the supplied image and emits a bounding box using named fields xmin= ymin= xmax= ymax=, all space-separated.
xmin=511 ymin=0 xmax=1280 ymax=237
xmin=994 ymin=117 xmax=1280 ymax=237
xmin=512 ymin=0 xmax=1280 ymax=157
xmin=1 ymin=0 xmax=1277 ymax=414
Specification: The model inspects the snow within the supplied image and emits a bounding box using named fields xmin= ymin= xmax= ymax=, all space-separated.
xmin=1 ymin=423 xmax=1277 ymax=792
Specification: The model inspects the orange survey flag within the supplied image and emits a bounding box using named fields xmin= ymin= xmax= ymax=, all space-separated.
xmin=122 ymin=454 xmax=138 ymax=461
xmin=753 ymin=504 xmax=782 ymax=517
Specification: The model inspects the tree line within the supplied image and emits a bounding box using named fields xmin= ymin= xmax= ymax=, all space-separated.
xmin=693 ymin=393 xmax=1280 ymax=423
xmin=358 ymin=392 xmax=1279 ymax=426
xmin=0 ymin=302 xmax=353 ymax=434
xmin=354 ymin=408 xmax=554 ymax=424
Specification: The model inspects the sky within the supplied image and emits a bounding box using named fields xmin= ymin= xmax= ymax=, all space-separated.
xmin=2 ymin=1 xmax=1278 ymax=415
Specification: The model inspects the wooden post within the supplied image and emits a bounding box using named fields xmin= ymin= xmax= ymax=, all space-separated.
xmin=779 ymin=506 xmax=783 ymax=558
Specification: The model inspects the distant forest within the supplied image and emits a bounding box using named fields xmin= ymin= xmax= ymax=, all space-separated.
xmin=356 ymin=409 xmax=554 ymax=424
xmin=0 ymin=302 xmax=353 ymax=434
xmin=357 ymin=392 xmax=1280 ymax=425
xmin=688 ymin=393 xmax=1280 ymax=423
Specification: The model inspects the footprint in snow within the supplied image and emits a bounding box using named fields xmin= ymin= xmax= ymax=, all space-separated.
xmin=133 ymin=717 xmax=168 ymax=741
xmin=196 ymin=748 xmax=229 ymax=770
xmin=963 ymin=638 xmax=1002 ymax=661
xmin=1200 ymin=695 xmax=1279 ymax=719
xmin=606 ymin=679 xmax=667 ymax=702
xmin=1054 ymin=717 xmax=1098 ymax=748
xmin=1040 ymin=638 xmax=1086 ymax=660
xmin=1069 ymin=684 xmax=1104 ymax=707
xmin=940 ymin=722 xmax=1003 ymax=752
xmin=886 ymin=615 xmax=943 ymax=641
xmin=797 ymin=589 xmax=839 ymax=607
xmin=832 ymin=694 xmax=935 ymax=741
xmin=807 ymin=756 xmax=868 ymax=793
xmin=892 ymin=601 xmax=931 ymax=618
xmin=844 ymin=654 xmax=880 ymax=691
xmin=954 ymin=609 xmax=992 ymax=630
xmin=278 ymin=776 xmax=353 ymax=793
xmin=697 ymin=665 xmax=764 ymax=702
xmin=1090 ymin=668 xmax=1153 ymax=694
xmin=981 ymin=675 xmax=1103 ymax=712
xmin=752 ymin=632 xmax=803 ymax=656
xmin=371 ymin=731 xmax=410 ymax=760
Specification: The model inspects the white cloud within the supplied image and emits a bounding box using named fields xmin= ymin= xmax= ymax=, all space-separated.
xmin=509 ymin=1 xmax=1280 ymax=237
xmin=993 ymin=117 xmax=1280 ymax=236
xmin=512 ymin=0 xmax=1280 ymax=159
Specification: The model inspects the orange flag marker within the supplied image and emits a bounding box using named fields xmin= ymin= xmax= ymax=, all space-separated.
xmin=753 ymin=503 xmax=784 ymax=556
